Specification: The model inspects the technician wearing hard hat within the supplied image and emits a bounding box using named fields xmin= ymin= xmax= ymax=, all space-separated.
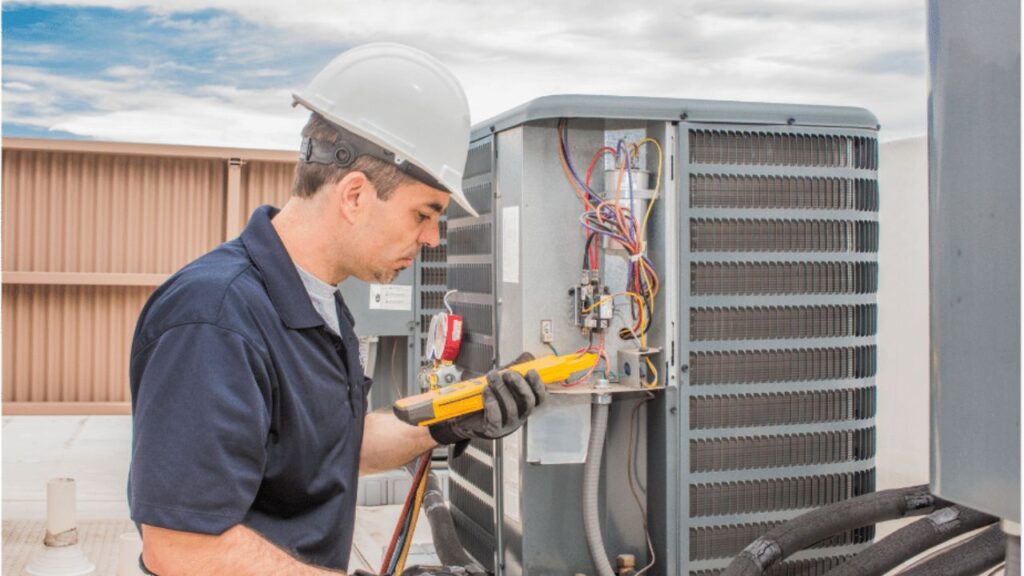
xmin=128 ymin=43 xmax=545 ymax=575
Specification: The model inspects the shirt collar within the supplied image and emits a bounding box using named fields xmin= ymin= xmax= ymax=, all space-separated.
xmin=240 ymin=205 xmax=326 ymax=330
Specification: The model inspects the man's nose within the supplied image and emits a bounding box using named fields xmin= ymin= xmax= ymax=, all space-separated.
xmin=419 ymin=221 xmax=441 ymax=248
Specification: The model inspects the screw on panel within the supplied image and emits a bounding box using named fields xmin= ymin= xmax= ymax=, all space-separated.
xmin=787 ymin=118 xmax=796 ymax=125
xmin=680 ymin=112 xmax=689 ymax=120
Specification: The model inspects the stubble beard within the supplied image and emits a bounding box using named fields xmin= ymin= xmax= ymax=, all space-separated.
xmin=372 ymin=267 xmax=401 ymax=284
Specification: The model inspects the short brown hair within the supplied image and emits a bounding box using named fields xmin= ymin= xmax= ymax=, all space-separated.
xmin=291 ymin=113 xmax=413 ymax=199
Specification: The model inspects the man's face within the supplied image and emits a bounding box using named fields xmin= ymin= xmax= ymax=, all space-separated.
xmin=350 ymin=179 xmax=449 ymax=284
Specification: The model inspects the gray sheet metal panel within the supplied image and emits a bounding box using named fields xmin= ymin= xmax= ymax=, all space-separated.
xmin=338 ymin=266 xmax=415 ymax=337
xmin=493 ymin=119 xmax=671 ymax=574
xmin=928 ymin=0 xmax=1021 ymax=522
xmin=500 ymin=120 xmax=608 ymax=574
xmin=471 ymin=95 xmax=879 ymax=141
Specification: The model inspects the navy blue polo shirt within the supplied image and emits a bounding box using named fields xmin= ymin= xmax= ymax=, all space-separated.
xmin=128 ymin=205 xmax=370 ymax=570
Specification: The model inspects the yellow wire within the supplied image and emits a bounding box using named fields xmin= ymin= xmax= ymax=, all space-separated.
xmin=634 ymin=138 xmax=664 ymax=243
xmin=582 ymin=291 xmax=646 ymax=314
xmin=644 ymin=356 xmax=659 ymax=388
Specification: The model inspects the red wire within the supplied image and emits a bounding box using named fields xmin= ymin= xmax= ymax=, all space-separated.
xmin=584 ymin=147 xmax=617 ymax=190
xmin=562 ymin=334 xmax=606 ymax=387
xmin=379 ymin=454 xmax=430 ymax=573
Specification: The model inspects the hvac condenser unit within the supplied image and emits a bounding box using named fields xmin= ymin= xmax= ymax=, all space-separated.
xmin=444 ymin=96 xmax=879 ymax=575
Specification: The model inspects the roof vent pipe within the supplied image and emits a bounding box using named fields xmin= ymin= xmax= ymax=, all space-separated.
xmin=25 ymin=478 xmax=96 ymax=576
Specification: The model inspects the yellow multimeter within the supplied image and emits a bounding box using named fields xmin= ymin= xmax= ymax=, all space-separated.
xmin=393 ymin=353 xmax=599 ymax=426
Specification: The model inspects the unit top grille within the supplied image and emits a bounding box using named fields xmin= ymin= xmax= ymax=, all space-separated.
xmin=690 ymin=175 xmax=878 ymax=211
xmin=689 ymin=130 xmax=877 ymax=170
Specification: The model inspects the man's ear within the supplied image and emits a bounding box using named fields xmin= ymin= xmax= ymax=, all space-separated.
xmin=334 ymin=171 xmax=372 ymax=224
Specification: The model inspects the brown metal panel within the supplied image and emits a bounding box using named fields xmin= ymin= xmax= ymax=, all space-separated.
xmin=3 ymin=402 xmax=132 ymax=415
xmin=4 ymin=137 xmax=297 ymax=163
xmin=2 ymin=284 xmax=152 ymax=404
xmin=3 ymin=272 xmax=169 ymax=286
xmin=2 ymin=149 xmax=227 ymax=274
xmin=240 ymin=160 xmax=296 ymax=223
xmin=2 ymin=141 xmax=299 ymax=412
xmin=225 ymin=159 xmax=244 ymax=239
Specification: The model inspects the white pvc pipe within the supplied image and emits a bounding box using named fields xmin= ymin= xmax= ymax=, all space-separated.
xmin=27 ymin=477 xmax=95 ymax=575
xmin=46 ymin=478 xmax=77 ymax=538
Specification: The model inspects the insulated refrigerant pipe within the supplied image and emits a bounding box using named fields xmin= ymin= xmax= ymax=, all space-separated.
xmin=421 ymin=471 xmax=486 ymax=574
xmin=721 ymin=485 xmax=947 ymax=576
xmin=583 ymin=394 xmax=616 ymax=576
xmin=896 ymin=524 xmax=1006 ymax=576
xmin=825 ymin=505 xmax=999 ymax=576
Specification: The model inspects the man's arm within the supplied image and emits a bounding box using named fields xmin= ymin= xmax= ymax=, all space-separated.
xmin=359 ymin=411 xmax=436 ymax=475
xmin=142 ymin=524 xmax=345 ymax=575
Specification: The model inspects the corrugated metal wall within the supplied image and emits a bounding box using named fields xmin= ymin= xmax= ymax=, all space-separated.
xmin=2 ymin=138 xmax=297 ymax=414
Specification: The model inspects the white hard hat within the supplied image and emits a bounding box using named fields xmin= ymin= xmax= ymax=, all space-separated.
xmin=292 ymin=43 xmax=478 ymax=217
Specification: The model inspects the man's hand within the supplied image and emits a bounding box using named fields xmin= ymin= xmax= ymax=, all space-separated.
xmin=428 ymin=368 xmax=546 ymax=444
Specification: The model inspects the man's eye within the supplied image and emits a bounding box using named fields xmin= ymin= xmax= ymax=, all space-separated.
xmin=417 ymin=213 xmax=431 ymax=223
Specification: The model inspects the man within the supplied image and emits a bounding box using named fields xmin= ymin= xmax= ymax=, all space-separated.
xmin=128 ymin=43 xmax=544 ymax=575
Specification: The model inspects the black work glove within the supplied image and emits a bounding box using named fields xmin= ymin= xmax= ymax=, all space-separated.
xmin=428 ymin=368 xmax=546 ymax=445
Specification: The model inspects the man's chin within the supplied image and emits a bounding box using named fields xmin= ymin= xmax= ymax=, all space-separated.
xmin=371 ymin=269 xmax=401 ymax=284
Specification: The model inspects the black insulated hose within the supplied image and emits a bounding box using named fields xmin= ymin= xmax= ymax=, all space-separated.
xmin=825 ymin=505 xmax=999 ymax=576
xmin=1008 ymin=531 xmax=1021 ymax=575
xmin=721 ymin=485 xmax=946 ymax=576
xmin=420 ymin=472 xmax=486 ymax=575
xmin=896 ymin=524 xmax=1006 ymax=576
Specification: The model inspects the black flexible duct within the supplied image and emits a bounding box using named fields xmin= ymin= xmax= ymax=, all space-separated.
xmin=825 ymin=505 xmax=999 ymax=576
xmin=420 ymin=471 xmax=486 ymax=575
xmin=722 ymin=485 xmax=947 ymax=576
xmin=896 ymin=524 xmax=1006 ymax=576
xmin=1008 ymin=531 xmax=1021 ymax=575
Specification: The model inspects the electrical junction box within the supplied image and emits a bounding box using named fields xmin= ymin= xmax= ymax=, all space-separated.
xmin=444 ymin=95 xmax=880 ymax=575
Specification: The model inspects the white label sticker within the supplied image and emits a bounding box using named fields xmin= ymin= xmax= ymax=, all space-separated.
xmin=368 ymin=284 xmax=412 ymax=311
xmin=502 ymin=206 xmax=520 ymax=284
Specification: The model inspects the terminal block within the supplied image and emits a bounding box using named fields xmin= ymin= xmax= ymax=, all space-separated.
xmin=571 ymin=270 xmax=613 ymax=335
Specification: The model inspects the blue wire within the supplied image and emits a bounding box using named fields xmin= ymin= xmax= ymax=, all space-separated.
xmin=560 ymin=121 xmax=602 ymax=206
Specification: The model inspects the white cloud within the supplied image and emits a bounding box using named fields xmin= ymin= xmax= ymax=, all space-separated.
xmin=5 ymin=0 xmax=928 ymax=143
xmin=3 ymin=64 xmax=306 ymax=147
xmin=3 ymin=82 xmax=36 ymax=91
xmin=106 ymin=65 xmax=149 ymax=77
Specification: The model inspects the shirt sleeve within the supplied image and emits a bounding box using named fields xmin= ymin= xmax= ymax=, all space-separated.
xmin=129 ymin=323 xmax=272 ymax=535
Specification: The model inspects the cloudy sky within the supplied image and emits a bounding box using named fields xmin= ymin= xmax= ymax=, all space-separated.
xmin=3 ymin=1 xmax=926 ymax=149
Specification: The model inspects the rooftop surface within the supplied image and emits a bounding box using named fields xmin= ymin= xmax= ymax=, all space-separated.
xmin=2 ymin=415 xmax=438 ymax=573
